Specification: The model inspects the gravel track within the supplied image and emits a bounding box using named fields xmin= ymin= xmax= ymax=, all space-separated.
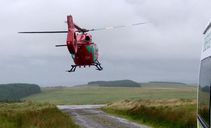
xmin=58 ymin=105 xmax=150 ymax=128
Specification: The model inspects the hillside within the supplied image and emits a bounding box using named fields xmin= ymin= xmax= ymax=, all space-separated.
xmin=88 ymin=80 xmax=141 ymax=87
xmin=140 ymin=81 xmax=194 ymax=88
xmin=24 ymin=85 xmax=196 ymax=105
xmin=148 ymin=81 xmax=187 ymax=85
xmin=0 ymin=83 xmax=41 ymax=102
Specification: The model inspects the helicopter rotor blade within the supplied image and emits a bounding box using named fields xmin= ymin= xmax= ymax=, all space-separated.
xmin=88 ymin=22 xmax=147 ymax=32
xmin=19 ymin=22 xmax=147 ymax=33
xmin=19 ymin=31 xmax=68 ymax=34
xmin=55 ymin=44 xmax=67 ymax=47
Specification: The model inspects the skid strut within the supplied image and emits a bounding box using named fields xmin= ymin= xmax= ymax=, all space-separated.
xmin=67 ymin=65 xmax=77 ymax=72
xmin=67 ymin=60 xmax=103 ymax=72
xmin=94 ymin=60 xmax=103 ymax=71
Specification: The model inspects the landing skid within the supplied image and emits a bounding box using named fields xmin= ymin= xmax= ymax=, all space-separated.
xmin=67 ymin=60 xmax=103 ymax=72
xmin=67 ymin=65 xmax=77 ymax=72
xmin=94 ymin=60 xmax=103 ymax=71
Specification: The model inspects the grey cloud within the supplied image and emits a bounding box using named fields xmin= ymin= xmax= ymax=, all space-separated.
xmin=0 ymin=0 xmax=210 ymax=86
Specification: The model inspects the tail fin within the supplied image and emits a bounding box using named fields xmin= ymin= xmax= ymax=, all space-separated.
xmin=67 ymin=15 xmax=74 ymax=31
xmin=66 ymin=15 xmax=77 ymax=54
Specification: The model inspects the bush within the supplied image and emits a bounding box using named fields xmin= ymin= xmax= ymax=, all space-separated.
xmin=0 ymin=83 xmax=41 ymax=101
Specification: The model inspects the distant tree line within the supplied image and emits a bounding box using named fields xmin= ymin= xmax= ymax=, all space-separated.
xmin=0 ymin=83 xmax=41 ymax=102
xmin=149 ymin=81 xmax=187 ymax=85
xmin=88 ymin=80 xmax=141 ymax=87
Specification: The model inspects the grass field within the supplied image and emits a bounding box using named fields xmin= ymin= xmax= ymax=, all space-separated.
xmin=103 ymin=99 xmax=196 ymax=128
xmin=21 ymin=84 xmax=197 ymax=128
xmin=23 ymin=84 xmax=197 ymax=105
xmin=0 ymin=102 xmax=79 ymax=128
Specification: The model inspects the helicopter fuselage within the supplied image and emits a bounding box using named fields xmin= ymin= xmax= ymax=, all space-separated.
xmin=19 ymin=14 xmax=146 ymax=72
xmin=72 ymin=33 xmax=99 ymax=66
xmin=65 ymin=16 xmax=102 ymax=72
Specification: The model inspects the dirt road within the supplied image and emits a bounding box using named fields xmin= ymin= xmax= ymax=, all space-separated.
xmin=57 ymin=105 xmax=150 ymax=128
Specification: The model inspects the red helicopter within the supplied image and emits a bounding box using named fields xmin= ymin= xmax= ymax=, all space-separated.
xmin=19 ymin=15 xmax=146 ymax=72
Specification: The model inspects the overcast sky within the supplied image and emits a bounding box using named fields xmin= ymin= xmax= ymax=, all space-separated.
xmin=0 ymin=0 xmax=211 ymax=86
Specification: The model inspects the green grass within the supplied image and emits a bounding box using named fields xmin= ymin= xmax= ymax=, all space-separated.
xmin=23 ymin=85 xmax=197 ymax=105
xmin=21 ymin=84 xmax=197 ymax=128
xmin=103 ymin=99 xmax=196 ymax=128
xmin=0 ymin=102 xmax=79 ymax=128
